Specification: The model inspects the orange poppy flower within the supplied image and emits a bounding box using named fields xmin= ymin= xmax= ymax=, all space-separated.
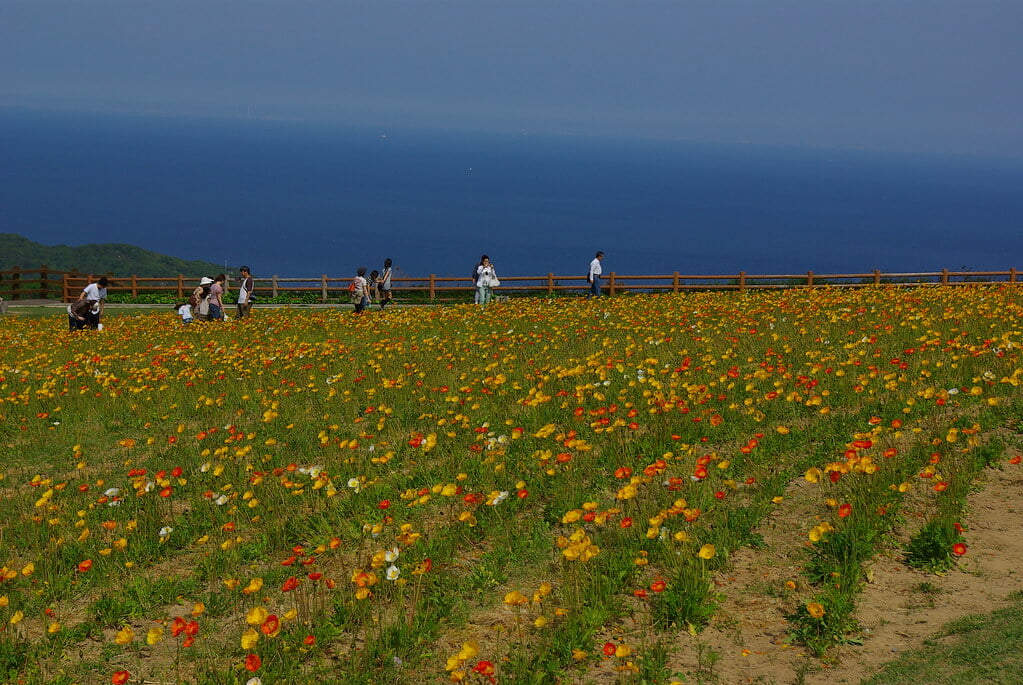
xmin=244 ymin=654 xmax=262 ymax=672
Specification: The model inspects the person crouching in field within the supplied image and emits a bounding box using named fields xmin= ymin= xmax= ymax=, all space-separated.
xmin=174 ymin=301 xmax=194 ymax=324
xmin=78 ymin=276 xmax=109 ymax=328
xmin=68 ymin=299 xmax=97 ymax=331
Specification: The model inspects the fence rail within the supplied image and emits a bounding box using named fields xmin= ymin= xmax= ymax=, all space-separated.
xmin=0 ymin=266 xmax=1020 ymax=303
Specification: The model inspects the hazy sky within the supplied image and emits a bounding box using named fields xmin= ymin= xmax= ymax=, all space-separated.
xmin=2 ymin=1 xmax=1021 ymax=156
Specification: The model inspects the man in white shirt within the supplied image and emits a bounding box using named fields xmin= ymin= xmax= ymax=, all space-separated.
xmin=588 ymin=251 xmax=604 ymax=297
xmin=78 ymin=277 xmax=109 ymax=328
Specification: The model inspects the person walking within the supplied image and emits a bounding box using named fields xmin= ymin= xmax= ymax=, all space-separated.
xmin=236 ymin=266 xmax=254 ymax=319
xmin=378 ymin=258 xmax=393 ymax=309
xmin=587 ymin=251 xmax=604 ymax=297
xmin=208 ymin=274 xmax=227 ymax=321
xmin=351 ymin=267 xmax=370 ymax=314
xmin=78 ymin=277 xmax=109 ymax=328
xmin=475 ymin=255 xmax=498 ymax=307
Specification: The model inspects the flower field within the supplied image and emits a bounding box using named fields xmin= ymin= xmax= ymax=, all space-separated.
xmin=2 ymin=287 xmax=1022 ymax=684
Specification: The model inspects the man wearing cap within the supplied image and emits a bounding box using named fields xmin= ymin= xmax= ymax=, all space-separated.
xmin=78 ymin=277 xmax=109 ymax=328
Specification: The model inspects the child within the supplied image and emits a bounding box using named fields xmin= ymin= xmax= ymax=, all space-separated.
xmin=175 ymin=301 xmax=194 ymax=324
xmin=369 ymin=270 xmax=380 ymax=304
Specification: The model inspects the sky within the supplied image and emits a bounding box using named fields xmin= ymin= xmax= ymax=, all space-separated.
xmin=1 ymin=1 xmax=1021 ymax=157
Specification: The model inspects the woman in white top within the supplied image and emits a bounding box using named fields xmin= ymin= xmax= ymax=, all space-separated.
xmin=475 ymin=255 xmax=498 ymax=307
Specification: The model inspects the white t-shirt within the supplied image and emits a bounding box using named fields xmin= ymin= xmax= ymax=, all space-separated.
xmin=177 ymin=304 xmax=193 ymax=321
xmin=82 ymin=283 xmax=106 ymax=313
xmin=476 ymin=264 xmax=497 ymax=287
xmin=238 ymin=276 xmax=253 ymax=303
xmin=589 ymin=258 xmax=603 ymax=280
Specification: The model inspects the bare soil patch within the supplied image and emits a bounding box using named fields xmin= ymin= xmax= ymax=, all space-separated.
xmin=658 ymin=462 xmax=1023 ymax=684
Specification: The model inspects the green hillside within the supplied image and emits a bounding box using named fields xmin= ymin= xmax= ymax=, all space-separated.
xmin=0 ymin=233 xmax=227 ymax=278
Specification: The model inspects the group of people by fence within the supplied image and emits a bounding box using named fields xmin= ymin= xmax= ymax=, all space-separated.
xmin=65 ymin=251 xmax=606 ymax=328
xmin=349 ymin=259 xmax=394 ymax=313
xmin=176 ymin=267 xmax=255 ymax=324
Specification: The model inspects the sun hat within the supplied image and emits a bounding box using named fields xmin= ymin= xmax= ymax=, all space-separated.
xmin=199 ymin=277 xmax=214 ymax=285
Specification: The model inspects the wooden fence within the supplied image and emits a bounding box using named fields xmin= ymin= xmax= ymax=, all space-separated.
xmin=0 ymin=266 xmax=1019 ymax=303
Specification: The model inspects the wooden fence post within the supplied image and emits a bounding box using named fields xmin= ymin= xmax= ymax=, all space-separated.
xmin=739 ymin=271 xmax=746 ymax=292
xmin=1011 ymin=268 xmax=1017 ymax=284
xmin=941 ymin=268 xmax=949 ymax=285
xmin=177 ymin=275 xmax=184 ymax=299
xmin=62 ymin=273 xmax=70 ymax=302
xmin=272 ymin=275 xmax=279 ymax=298
xmin=673 ymin=271 xmax=679 ymax=293
xmin=429 ymin=274 xmax=436 ymax=301
xmin=321 ymin=275 xmax=328 ymax=303
xmin=874 ymin=269 xmax=881 ymax=285
xmin=39 ymin=265 xmax=50 ymax=299
xmin=807 ymin=270 xmax=814 ymax=287
xmin=131 ymin=274 xmax=139 ymax=298
xmin=608 ymin=272 xmax=616 ymax=296
xmin=11 ymin=267 xmax=20 ymax=300
xmin=547 ymin=273 xmax=554 ymax=296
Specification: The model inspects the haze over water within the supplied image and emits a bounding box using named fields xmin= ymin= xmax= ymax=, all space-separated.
xmin=4 ymin=109 xmax=1022 ymax=280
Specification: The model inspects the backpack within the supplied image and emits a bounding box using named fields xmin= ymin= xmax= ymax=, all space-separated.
xmin=188 ymin=292 xmax=200 ymax=308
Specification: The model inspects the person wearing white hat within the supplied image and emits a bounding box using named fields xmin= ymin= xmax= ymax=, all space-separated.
xmin=191 ymin=277 xmax=213 ymax=321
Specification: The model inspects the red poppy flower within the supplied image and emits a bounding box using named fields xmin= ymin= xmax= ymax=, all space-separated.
xmin=952 ymin=543 xmax=967 ymax=556
xmin=602 ymin=642 xmax=617 ymax=657
xmin=260 ymin=615 xmax=280 ymax=636
xmin=282 ymin=576 xmax=299 ymax=592
xmin=244 ymin=654 xmax=262 ymax=672
xmin=111 ymin=671 xmax=130 ymax=685
xmin=650 ymin=580 xmax=667 ymax=593
xmin=77 ymin=559 xmax=93 ymax=573
xmin=620 ymin=517 xmax=633 ymax=529
xmin=378 ymin=500 xmax=391 ymax=510
xmin=304 ymin=634 xmax=316 ymax=646
xmin=473 ymin=660 xmax=495 ymax=676
xmin=170 ymin=617 xmax=187 ymax=637
xmin=837 ymin=503 xmax=852 ymax=518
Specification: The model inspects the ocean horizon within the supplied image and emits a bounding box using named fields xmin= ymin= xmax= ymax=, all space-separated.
xmin=3 ymin=107 xmax=1022 ymax=280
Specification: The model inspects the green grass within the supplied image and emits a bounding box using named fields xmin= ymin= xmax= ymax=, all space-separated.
xmin=861 ymin=591 xmax=1023 ymax=684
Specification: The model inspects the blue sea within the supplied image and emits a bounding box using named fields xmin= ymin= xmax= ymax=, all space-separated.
xmin=3 ymin=108 xmax=1022 ymax=280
